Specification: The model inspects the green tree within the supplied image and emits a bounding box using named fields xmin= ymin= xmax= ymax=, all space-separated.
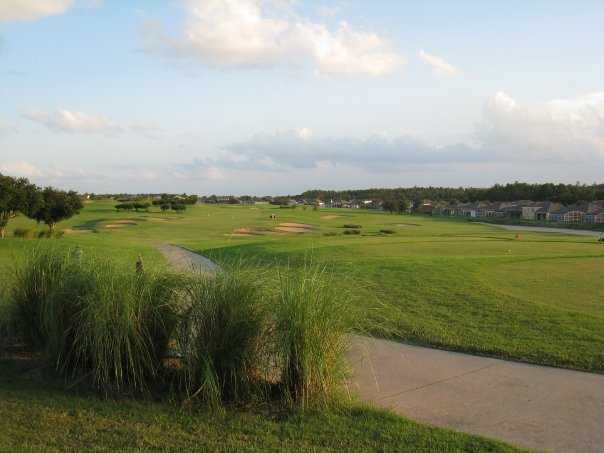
xmin=0 ymin=174 xmax=41 ymax=239
xmin=382 ymin=198 xmax=395 ymax=214
xmin=31 ymin=188 xmax=83 ymax=233
xmin=396 ymin=197 xmax=409 ymax=214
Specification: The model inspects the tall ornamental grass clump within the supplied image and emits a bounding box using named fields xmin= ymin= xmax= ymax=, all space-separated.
xmin=0 ymin=284 xmax=15 ymax=355
xmin=274 ymin=264 xmax=358 ymax=409
xmin=177 ymin=266 xmax=269 ymax=408
xmin=10 ymin=246 xmax=181 ymax=395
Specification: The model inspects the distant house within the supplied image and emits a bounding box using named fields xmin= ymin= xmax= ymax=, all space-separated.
xmin=585 ymin=201 xmax=604 ymax=224
xmin=415 ymin=200 xmax=434 ymax=215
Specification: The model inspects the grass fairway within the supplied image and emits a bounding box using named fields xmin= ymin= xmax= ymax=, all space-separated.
xmin=0 ymin=361 xmax=522 ymax=452
xmin=2 ymin=199 xmax=604 ymax=372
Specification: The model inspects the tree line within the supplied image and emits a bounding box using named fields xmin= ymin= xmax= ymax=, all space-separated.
xmin=300 ymin=182 xmax=604 ymax=206
xmin=0 ymin=173 xmax=83 ymax=238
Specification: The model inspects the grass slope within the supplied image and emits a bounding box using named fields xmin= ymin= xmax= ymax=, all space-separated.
xmin=0 ymin=362 xmax=523 ymax=452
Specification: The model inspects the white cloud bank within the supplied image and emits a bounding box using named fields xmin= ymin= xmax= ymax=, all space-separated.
xmin=479 ymin=91 xmax=604 ymax=160
xmin=185 ymin=91 xmax=604 ymax=174
xmin=418 ymin=50 xmax=459 ymax=76
xmin=0 ymin=0 xmax=74 ymax=22
xmin=147 ymin=0 xmax=403 ymax=76
xmin=23 ymin=109 xmax=161 ymax=137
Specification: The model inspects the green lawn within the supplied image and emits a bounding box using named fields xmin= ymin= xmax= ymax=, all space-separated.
xmin=2 ymin=200 xmax=604 ymax=372
xmin=0 ymin=361 xmax=522 ymax=452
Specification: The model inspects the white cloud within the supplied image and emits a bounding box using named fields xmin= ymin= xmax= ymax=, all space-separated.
xmin=186 ymin=92 xmax=604 ymax=174
xmin=0 ymin=0 xmax=74 ymax=22
xmin=478 ymin=91 xmax=604 ymax=160
xmin=188 ymin=128 xmax=483 ymax=173
xmin=23 ymin=109 xmax=161 ymax=137
xmin=24 ymin=109 xmax=120 ymax=134
xmin=147 ymin=0 xmax=402 ymax=76
xmin=0 ymin=161 xmax=43 ymax=178
xmin=418 ymin=50 xmax=459 ymax=76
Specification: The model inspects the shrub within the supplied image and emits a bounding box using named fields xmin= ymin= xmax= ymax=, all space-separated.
xmin=13 ymin=228 xmax=33 ymax=239
xmin=10 ymin=246 xmax=181 ymax=395
xmin=343 ymin=229 xmax=361 ymax=235
xmin=177 ymin=267 xmax=269 ymax=408
xmin=274 ymin=265 xmax=356 ymax=409
xmin=343 ymin=224 xmax=362 ymax=229
xmin=380 ymin=229 xmax=395 ymax=234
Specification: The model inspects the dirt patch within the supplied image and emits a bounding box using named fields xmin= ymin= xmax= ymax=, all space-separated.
xmin=112 ymin=220 xmax=138 ymax=225
xmin=397 ymin=223 xmax=421 ymax=227
xmin=227 ymin=233 xmax=254 ymax=237
xmin=321 ymin=215 xmax=340 ymax=220
xmin=104 ymin=224 xmax=125 ymax=229
xmin=279 ymin=223 xmax=312 ymax=229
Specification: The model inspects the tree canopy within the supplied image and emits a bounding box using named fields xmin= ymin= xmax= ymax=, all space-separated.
xmin=31 ymin=187 xmax=83 ymax=232
xmin=300 ymin=182 xmax=604 ymax=206
xmin=0 ymin=174 xmax=42 ymax=238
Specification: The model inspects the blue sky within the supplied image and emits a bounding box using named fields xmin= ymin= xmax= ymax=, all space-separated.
xmin=1 ymin=0 xmax=603 ymax=195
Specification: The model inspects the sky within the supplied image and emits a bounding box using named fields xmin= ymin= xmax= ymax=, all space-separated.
xmin=0 ymin=0 xmax=603 ymax=195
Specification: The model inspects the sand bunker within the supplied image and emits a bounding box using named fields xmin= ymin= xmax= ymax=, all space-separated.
xmin=105 ymin=220 xmax=139 ymax=228
xmin=229 ymin=227 xmax=273 ymax=237
xmin=275 ymin=227 xmax=310 ymax=233
xmin=321 ymin=215 xmax=340 ymax=220
xmin=279 ymin=223 xmax=312 ymax=229
xmin=275 ymin=223 xmax=313 ymax=233
xmin=63 ymin=228 xmax=92 ymax=235
xmin=146 ymin=217 xmax=174 ymax=222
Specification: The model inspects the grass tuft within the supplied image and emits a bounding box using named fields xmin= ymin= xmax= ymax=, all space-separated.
xmin=274 ymin=264 xmax=358 ymax=409
xmin=177 ymin=265 xmax=270 ymax=408
xmin=9 ymin=245 xmax=181 ymax=395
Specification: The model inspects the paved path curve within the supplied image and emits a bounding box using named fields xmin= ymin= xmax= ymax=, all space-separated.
xmin=157 ymin=244 xmax=219 ymax=273
xmin=158 ymin=244 xmax=604 ymax=453
xmin=476 ymin=222 xmax=604 ymax=237
xmin=348 ymin=337 xmax=604 ymax=453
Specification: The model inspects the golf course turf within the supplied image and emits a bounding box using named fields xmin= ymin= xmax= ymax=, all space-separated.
xmin=1 ymin=199 xmax=602 ymax=451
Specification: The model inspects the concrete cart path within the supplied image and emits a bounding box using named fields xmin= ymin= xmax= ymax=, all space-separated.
xmin=476 ymin=222 xmax=604 ymax=237
xmin=158 ymin=244 xmax=604 ymax=452
xmin=157 ymin=244 xmax=219 ymax=273
xmin=348 ymin=337 xmax=604 ymax=453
